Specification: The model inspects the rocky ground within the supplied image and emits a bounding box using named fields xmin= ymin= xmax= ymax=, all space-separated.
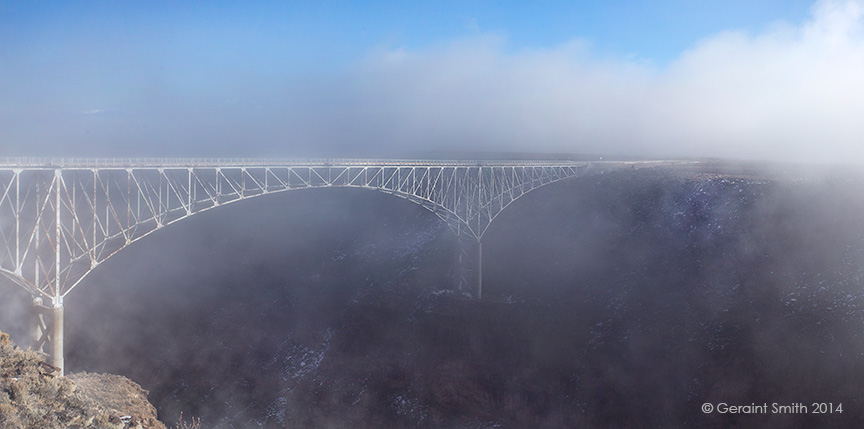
xmin=0 ymin=331 xmax=165 ymax=428
xmin=5 ymin=163 xmax=864 ymax=427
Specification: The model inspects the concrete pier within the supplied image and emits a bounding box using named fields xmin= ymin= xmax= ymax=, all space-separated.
xmin=29 ymin=297 xmax=64 ymax=376
xmin=51 ymin=303 xmax=64 ymax=375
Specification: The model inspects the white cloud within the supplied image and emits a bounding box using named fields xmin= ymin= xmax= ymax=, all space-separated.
xmin=6 ymin=0 xmax=863 ymax=163
xmin=80 ymin=108 xmax=124 ymax=116
xmin=321 ymin=0 xmax=864 ymax=163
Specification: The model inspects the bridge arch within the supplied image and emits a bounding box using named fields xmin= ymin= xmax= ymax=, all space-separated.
xmin=0 ymin=160 xmax=590 ymax=301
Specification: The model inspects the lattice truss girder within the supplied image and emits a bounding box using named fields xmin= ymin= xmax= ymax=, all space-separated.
xmin=0 ymin=161 xmax=587 ymax=300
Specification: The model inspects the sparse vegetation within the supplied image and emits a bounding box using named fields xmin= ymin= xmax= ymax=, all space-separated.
xmin=0 ymin=330 xmax=112 ymax=427
xmin=174 ymin=412 xmax=201 ymax=429
xmin=0 ymin=330 xmax=166 ymax=428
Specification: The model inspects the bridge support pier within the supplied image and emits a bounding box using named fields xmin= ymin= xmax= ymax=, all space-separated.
xmin=29 ymin=297 xmax=64 ymax=376
xmin=456 ymin=238 xmax=483 ymax=299
xmin=476 ymin=241 xmax=482 ymax=300
xmin=51 ymin=303 xmax=64 ymax=375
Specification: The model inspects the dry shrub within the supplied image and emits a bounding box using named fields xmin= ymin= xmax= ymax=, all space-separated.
xmin=174 ymin=411 xmax=201 ymax=429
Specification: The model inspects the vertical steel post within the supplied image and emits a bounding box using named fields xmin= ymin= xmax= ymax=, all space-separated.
xmin=32 ymin=179 xmax=42 ymax=353
xmin=187 ymin=168 xmax=193 ymax=213
xmin=53 ymin=169 xmax=64 ymax=375
xmin=476 ymin=166 xmax=483 ymax=299
xmin=15 ymin=170 xmax=19 ymax=270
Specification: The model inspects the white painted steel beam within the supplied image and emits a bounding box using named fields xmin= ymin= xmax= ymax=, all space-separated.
xmin=1 ymin=159 xmax=599 ymax=298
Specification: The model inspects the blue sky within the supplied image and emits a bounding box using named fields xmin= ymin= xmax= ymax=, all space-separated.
xmin=2 ymin=1 xmax=816 ymax=62
xmin=1 ymin=0 xmax=862 ymax=162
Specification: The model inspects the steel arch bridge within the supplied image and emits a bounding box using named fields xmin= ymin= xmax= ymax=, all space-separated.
xmin=0 ymin=157 xmax=670 ymax=374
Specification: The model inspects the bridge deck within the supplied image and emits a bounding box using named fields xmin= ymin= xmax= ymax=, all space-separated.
xmin=0 ymin=157 xmax=595 ymax=169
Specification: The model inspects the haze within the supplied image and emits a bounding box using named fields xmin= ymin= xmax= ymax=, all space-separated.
xmin=5 ymin=3 xmax=864 ymax=426
xmin=2 ymin=0 xmax=862 ymax=162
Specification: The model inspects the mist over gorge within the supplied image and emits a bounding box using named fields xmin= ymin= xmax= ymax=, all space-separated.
xmin=4 ymin=165 xmax=854 ymax=427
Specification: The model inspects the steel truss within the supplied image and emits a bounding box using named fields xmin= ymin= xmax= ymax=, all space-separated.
xmin=0 ymin=157 xmax=608 ymax=374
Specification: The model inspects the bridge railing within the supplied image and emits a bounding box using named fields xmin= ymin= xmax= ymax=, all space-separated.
xmin=0 ymin=157 xmax=589 ymax=169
